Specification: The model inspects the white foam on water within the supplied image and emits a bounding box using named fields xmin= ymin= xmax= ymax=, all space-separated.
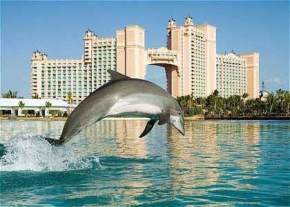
xmin=0 ymin=134 xmax=100 ymax=172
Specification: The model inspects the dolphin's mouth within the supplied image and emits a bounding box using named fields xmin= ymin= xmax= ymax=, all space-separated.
xmin=171 ymin=123 xmax=185 ymax=136
xmin=179 ymin=130 xmax=185 ymax=136
xmin=176 ymin=127 xmax=185 ymax=136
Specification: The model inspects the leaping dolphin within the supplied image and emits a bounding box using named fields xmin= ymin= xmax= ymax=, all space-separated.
xmin=45 ymin=70 xmax=185 ymax=145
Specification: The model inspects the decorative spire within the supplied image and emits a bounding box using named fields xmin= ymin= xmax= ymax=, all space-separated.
xmin=84 ymin=28 xmax=96 ymax=39
xmin=167 ymin=17 xmax=176 ymax=29
xmin=184 ymin=16 xmax=193 ymax=26
xmin=32 ymin=50 xmax=47 ymax=61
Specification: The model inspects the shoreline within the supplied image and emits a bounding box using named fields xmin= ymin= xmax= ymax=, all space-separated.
xmin=205 ymin=116 xmax=290 ymax=120
xmin=0 ymin=116 xmax=149 ymax=121
xmin=0 ymin=115 xmax=289 ymax=121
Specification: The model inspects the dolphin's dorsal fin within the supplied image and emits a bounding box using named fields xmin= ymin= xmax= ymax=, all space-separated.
xmin=108 ymin=70 xmax=130 ymax=81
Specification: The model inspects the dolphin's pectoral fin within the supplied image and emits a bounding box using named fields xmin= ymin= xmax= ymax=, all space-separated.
xmin=139 ymin=119 xmax=157 ymax=138
xmin=158 ymin=113 xmax=169 ymax=125
xmin=108 ymin=70 xmax=130 ymax=81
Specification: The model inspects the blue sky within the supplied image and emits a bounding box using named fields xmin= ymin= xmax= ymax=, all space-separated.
xmin=1 ymin=1 xmax=289 ymax=97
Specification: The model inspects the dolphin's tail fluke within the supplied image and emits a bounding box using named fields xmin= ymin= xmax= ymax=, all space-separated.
xmin=44 ymin=138 xmax=63 ymax=146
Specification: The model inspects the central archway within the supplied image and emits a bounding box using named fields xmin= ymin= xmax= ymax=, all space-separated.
xmin=115 ymin=26 xmax=183 ymax=97
xmin=146 ymin=63 xmax=179 ymax=97
xmin=146 ymin=48 xmax=180 ymax=97
xmin=116 ymin=42 xmax=181 ymax=97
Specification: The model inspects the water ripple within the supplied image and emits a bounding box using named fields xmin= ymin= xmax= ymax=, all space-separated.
xmin=0 ymin=120 xmax=289 ymax=206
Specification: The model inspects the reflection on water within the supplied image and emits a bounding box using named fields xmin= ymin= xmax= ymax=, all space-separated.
xmin=83 ymin=120 xmax=149 ymax=158
xmin=0 ymin=120 xmax=289 ymax=206
xmin=168 ymin=122 xmax=220 ymax=196
xmin=0 ymin=120 xmax=64 ymax=141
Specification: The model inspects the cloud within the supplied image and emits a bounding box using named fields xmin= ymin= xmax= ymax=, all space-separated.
xmin=264 ymin=76 xmax=289 ymax=90
xmin=266 ymin=77 xmax=283 ymax=85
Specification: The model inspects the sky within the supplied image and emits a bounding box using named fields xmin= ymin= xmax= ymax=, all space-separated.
xmin=1 ymin=1 xmax=289 ymax=97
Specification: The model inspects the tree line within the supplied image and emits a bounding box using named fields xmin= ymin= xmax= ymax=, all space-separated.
xmin=2 ymin=90 xmax=18 ymax=98
xmin=177 ymin=89 xmax=290 ymax=118
xmin=2 ymin=90 xmax=74 ymax=104
xmin=2 ymin=89 xmax=289 ymax=118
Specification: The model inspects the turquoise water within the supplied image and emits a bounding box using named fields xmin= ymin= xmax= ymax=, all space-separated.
xmin=0 ymin=120 xmax=289 ymax=206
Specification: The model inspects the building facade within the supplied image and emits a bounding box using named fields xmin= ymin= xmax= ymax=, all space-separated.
xmin=216 ymin=53 xmax=247 ymax=97
xmin=216 ymin=52 xmax=259 ymax=98
xmin=31 ymin=30 xmax=116 ymax=104
xmin=240 ymin=53 xmax=260 ymax=99
xmin=31 ymin=16 xmax=260 ymax=103
xmin=116 ymin=25 xmax=145 ymax=79
xmin=0 ymin=98 xmax=70 ymax=117
xmin=165 ymin=17 xmax=217 ymax=97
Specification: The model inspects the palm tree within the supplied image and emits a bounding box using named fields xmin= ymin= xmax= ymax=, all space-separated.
xmin=18 ymin=101 xmax=25 ymax=108
xmin=178 ymin=89 xmax=290 ymax=118
xmin=244 ymin=99 xmax=255 ymax=115
xmin=265 ymin=93 xmax=275 ymax=114
xmin=242 ymin=93 xmax=248 ymax=100
xmin=196 ymin=97 xmax=206 ymax=108
xmin=45 ymin=101 xmax=52 ymax=108
xmin=18 ymin=101 xmax=25 ymax=116
xmin=213 ymin=89 xmax=219 ymax=97
xmin=177 ymin=96 xmax=190 ymax=115
xmin=66 ymin=92 xmax=73 ymax=115
xmin=205 ymin=90 xmax=224 ymax=116
xmin=253 ymin=98 xmax=266 ymax=116
xmin=240 ymin=93 xmax=249 ymax=115
xmin=10 ymin=90 xmax=18 ymax=98
xmin=32 ymin=93 xmax=39 ymax=99
xmin=67 ymin=92 xmax=73 ymax=104
xmin=225 ymin=95 xmax=243 ymax=116
xmin=274 ymin=89 xmax=290 ymax=115
xmin=177 ymin=95 xmax=202 ymax=116
xmin=45 ymin=101 xmax=52 ymax=117
xmin=283 ymin=91 xmax=290 ymax=115
xmin=2 ymin=90 xmax=18 ymax=98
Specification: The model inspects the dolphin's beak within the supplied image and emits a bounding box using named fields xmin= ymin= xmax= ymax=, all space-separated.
xmin=171 ymin=115 xmax=185 ymax=136
xmin=178 ymin=116 xmax=185 ymax=136
xmin=176 ymin=126 xmax=185 ymax=136
xmin=180 ymin=126 xmax=185 ymax=136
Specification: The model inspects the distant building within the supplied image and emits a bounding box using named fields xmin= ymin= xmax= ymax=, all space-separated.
xmin=31 ymin=31 xmax=116 ymax=105
xmin=166 ymin=16 xmax=217 ymax=97
xmin=0 ymin=98 xmax=71 ymax=117
xmin=240 ymin=53 xmax=260 ymax=99
xmin=31 ymin=16 xmax=260 ymax=102
xmin=216 ymin=53 xmax=246 ymax=97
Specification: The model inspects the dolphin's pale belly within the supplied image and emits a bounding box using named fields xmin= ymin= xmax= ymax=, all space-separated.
xmin=108 ymin=98 xmax=162 ymax=117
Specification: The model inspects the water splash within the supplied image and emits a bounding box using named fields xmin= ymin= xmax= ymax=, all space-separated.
xmin=0 ymin=134 xmax=100 ymax=172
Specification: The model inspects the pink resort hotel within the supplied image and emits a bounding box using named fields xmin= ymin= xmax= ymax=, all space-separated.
xmin=31 ymin=16 xmax=259 ymax=104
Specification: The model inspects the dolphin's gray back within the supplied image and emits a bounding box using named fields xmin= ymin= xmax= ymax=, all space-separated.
xmin=57 ymin=79 xmax=172 ymax=144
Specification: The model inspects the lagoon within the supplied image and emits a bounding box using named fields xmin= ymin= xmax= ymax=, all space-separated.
xmin=0 ymin=120 xmax=289 ymax=206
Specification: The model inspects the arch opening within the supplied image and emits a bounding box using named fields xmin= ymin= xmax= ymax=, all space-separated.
xmin=145 ymin=64 xmax=179 ymax=97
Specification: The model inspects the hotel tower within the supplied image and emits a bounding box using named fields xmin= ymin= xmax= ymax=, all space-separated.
xmin=31 ymin=16 xmax=259 ymax=104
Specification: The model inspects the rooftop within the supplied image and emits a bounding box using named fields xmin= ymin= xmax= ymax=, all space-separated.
xmin=0 ymin=98 xmax=70 ymax=108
